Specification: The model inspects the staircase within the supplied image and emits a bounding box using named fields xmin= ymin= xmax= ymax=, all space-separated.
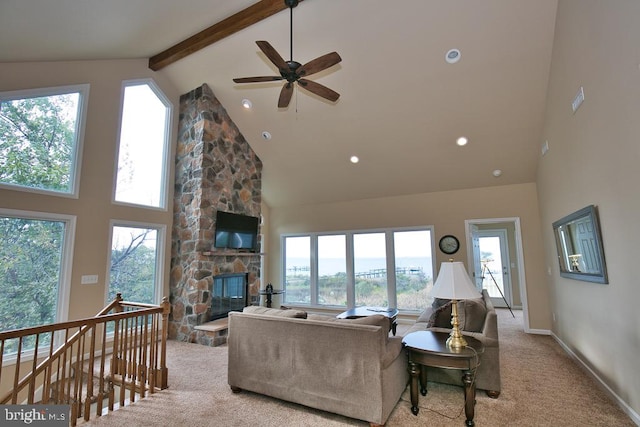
xmin=0 ymin=294 xmax=170 ymax=425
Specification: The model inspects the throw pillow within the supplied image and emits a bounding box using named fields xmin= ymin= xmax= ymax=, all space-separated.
xmin=243 ymin=306 xmax=307 ymax=319
xmin=460 ymin=297 xmax=487 ymax=332
xmin=426 ymin=301 xmax=453 ymax=328
xmin=432 ymin=298 xmax=451 ymax=310
xmin=338 ymin=314 xmax=387 ymax=328
xmin=307 ymin=314 xmax=339 ymax=322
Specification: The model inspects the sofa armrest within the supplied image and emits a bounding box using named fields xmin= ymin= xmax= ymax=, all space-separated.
xmin=481 ymin=308 xmax=499 ymax=340
xmin=382 ymin=336 xmax=404 ymax=368
xmin=416 ymin=306 xmax=434 ymax=323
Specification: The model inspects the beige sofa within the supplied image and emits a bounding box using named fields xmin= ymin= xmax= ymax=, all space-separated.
xmin=227 ymin=306 xmax=409 ymax=426
xmin=404 ymin=289 xmax=501 ymax=397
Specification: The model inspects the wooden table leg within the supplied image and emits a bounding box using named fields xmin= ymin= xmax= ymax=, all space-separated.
xmin=462 ymin=370 xmax=476 ymax=426
xmin=420 ymin=365 xmax=428 ymax=396
xmin=408 ymin=360 xmax=420 ymax=415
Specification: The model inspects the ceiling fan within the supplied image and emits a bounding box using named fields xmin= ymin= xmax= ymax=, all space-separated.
xmin=232 ymin=0 xmax=342 ymax=108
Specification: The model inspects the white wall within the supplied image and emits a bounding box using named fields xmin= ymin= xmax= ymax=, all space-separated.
xmin=267 ymin=182 xmax=550 ymax=330
xmin=0 ymin=59 xmax=181 ymax=320
xmin=537 ymin=0 xmax=640 ymax=419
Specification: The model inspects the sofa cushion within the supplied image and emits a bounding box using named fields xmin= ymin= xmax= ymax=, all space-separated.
xmin=243 ymin=306 xmax=307 ymax=319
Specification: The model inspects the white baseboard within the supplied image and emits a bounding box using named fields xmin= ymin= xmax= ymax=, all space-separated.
xmin=525 ymin=327 xmax=551 ymax=335
xmin=551 ymin=332 xmax=640 ymax=426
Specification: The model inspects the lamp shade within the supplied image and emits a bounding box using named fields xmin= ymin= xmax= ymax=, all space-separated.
xmin=431 ymin=261 xmax=480 ymax=300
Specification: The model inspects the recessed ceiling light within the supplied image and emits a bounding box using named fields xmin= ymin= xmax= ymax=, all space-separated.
xmin=445 ymin=49 xmax=461 ymax=64
xmin=261 ymin=131 xmax=271 ymax=140
xmin=456 ymin=136 xmax=468 ymax=146
xmin=493 ymin=169 xmax=502 ymax=177
xmin=241 ymin=99 xmax=252 ymax=109
xmin=350 ymin=155 xmax=359 ymax=164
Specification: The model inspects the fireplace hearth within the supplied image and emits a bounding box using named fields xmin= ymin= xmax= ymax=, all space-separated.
xmin=210 ymin=273 xmax=248 ymax=321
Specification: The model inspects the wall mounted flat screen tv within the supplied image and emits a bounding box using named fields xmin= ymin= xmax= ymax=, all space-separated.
xmin=214 ymin=211 xmax=259 ymax=251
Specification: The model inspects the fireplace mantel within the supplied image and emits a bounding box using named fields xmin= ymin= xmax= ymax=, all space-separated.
xmin=200 ymin=251 xmax=264 ymax=257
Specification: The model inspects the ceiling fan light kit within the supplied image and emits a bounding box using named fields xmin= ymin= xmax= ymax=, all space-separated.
xmin=233 ymin=0 xmax=342 ymax=108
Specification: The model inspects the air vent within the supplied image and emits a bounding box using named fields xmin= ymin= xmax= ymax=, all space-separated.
xmin=572 ymin=86 xmax=585 ymax=113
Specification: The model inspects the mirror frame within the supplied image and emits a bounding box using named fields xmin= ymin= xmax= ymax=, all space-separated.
xmin=552 ymin=205 xmax=608 ymax=284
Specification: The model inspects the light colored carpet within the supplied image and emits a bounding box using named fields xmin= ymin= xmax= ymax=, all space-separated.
xmin=79 ymin=309 xmax=634 ymax=426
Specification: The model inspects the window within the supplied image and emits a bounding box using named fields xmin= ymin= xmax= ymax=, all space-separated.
xmin=354 ymin=233 xmax=387 ymax=307
xmin=0 ymin=84 xmax=88 ymax=196
xmin=107 ymin=222 xmax=165 ymax=304
xmin=283 ymin=236 xmax=311 ymax=304
xmin=114 ymin=80 xmax=172 ymax=209
xmin=283 ymin=227 xmax=435 ymax=312
xmin=0 ymin=209 xmax=75 ymax=354
xmin=393 ymin=230 xmax=434 ymax=310
xmin=318 ymin=235 xmax=347 ymax=305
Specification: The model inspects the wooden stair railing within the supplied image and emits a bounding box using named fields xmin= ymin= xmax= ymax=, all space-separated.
xmin=0 ymin=294 xmax=170 ymax=426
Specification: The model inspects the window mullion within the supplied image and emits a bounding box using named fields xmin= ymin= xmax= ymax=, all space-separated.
xmin=386 ymin=231 xmax=397 ymax=308
xmin=310 ymin=235 xmax=318 ymax=305
xmin=345 ymin=233 xmax=355 ymax=307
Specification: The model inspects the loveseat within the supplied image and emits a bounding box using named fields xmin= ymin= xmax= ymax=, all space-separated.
xmin=404 ymin=289 xmax=501 ymax=397
xmin=227 ymin=306 xmax=409 ymax=426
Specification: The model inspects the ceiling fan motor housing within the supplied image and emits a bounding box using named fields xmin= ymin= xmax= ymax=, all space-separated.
xmin=282 ymin=61 xmax=302 ymax=82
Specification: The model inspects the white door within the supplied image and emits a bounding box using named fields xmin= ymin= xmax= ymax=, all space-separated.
xmin=475 ymin=229 xmax=512 ymax=308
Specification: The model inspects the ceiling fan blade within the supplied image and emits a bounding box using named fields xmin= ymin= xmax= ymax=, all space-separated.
xmin=297 ymin=52 xmax=342 ymax=77
xmin=278 ymin=82 xmax=294 ymax=108
xmin=256 ymin=40 xmax=289 ymax=72
xmin=233 ymin=76 xmax=283 ymax=83
xmin=298 ymin=79 xmax=340 ymax=102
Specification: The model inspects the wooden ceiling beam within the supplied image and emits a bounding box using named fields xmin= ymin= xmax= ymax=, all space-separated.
xmin=149 ymin=0 xmax=303 ymax=71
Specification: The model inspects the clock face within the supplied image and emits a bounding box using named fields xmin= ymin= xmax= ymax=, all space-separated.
xmin=439 ymin=235 xmax=460 ymax=255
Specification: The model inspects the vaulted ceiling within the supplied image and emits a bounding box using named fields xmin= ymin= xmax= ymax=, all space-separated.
xmin=0 ymin=0 xmax=558 ymax=207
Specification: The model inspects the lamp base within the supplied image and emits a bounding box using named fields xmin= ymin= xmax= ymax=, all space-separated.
xmin=446 ymin=299 xmax=468 ymax=350
xmin=446 ymin=331 xmax=468 ymax=350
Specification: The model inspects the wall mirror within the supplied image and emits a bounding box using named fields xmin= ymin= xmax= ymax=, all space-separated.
xmin=552 ymin=205 xmax=608 ymax=284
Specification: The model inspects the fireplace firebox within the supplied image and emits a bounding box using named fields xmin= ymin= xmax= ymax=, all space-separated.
xmin=210 ymin=273 xmax=248 ymax=321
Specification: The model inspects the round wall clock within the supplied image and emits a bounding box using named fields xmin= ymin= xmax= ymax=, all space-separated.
xmin=438 ymin=235 xmax=460 ymax=255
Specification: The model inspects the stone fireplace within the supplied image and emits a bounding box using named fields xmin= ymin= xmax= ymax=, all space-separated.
xmin=169 ymin=84 xmax=262 ymax=346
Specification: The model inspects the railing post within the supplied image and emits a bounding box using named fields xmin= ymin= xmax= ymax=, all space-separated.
xmin=158 ymin=296 xmax=170 ymax=389
xmin=0 ymin=294 xmax=169 ymax=419
xmin=113 ymin=293 xmax=124 ymax=312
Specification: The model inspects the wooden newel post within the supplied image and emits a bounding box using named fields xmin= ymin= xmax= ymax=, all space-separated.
xmin=158 ymin=296 xmax=170 ymax=389
xmin=114 ymin=293 xmax=124 ymax=312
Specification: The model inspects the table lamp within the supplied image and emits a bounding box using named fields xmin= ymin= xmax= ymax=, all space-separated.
xmin=430 ymin=261 xmax=481 ymax=350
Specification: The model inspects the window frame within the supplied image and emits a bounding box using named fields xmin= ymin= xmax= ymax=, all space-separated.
xmin=112 ymin=78 xmax=173 ymax=211
xmin=105 ymin=219 xmax=167 ymax=305
xmin=281 ymin=225 xmax=436 ymax=313
xmin=0 ymin=208 xmax=75 ymax=363
xmin=0 ymin=84 xmax=89 ymax=198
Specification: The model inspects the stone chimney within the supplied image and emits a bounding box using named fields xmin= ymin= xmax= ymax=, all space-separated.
xmin=169 ymin=84 xmax=262 ymax=344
